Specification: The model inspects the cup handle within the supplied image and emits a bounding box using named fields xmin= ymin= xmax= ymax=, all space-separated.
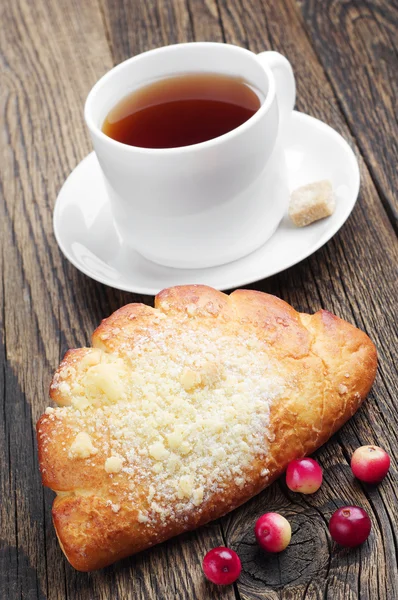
xmin=257 ymin=51 xmax=296 ymax=126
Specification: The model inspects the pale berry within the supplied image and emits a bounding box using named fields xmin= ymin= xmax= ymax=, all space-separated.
xmin=351 ymin=445 xmax=390 ymax=484
xmin=329 ymin=506 xmax=371 ymax=547
xmin=202 ymin=547 xmax=241 ymax=585
xmin=255 ymin=512 xmax=291 ymax=552
xmin=286 ymin=457 xmax=323 ymax=494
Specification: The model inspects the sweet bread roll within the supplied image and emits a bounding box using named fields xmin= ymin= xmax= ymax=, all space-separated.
xmin=37 ymin=285 xmax=377 ymax=571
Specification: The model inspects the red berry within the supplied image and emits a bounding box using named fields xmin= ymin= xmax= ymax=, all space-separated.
xmin=254 ymin=512 xmax=291 ymax=552
xmin=202 ymin=547 xmax=241 ymax=585
xmin=286 ymin=458 xmax=323 ymax=494
xmin=329 ymin=506 xmax=371 ymax=547
xmin=351 ymin=445 xmax=390 ymax=484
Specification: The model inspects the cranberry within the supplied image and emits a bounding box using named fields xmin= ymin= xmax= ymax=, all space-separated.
xmin=351 ymin=445 xmax=390 ymax=484
xmin=286 ymin=457 xmax=323 ymax=494
xmin=202 ymin=547 xmax=241 ymax=585
xmin=329 ymin=506 xmax=371 ymax=547
xmin=254 ymin=512 xmax=291 ymax=552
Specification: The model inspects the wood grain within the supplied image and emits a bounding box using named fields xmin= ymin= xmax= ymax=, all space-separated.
xmin=299 ymin=0 xmax=398 ymax=232
xmin=0 ymin=0 xmax=397 ymax=598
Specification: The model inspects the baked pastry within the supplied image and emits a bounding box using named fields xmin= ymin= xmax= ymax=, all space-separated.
xmin=37 ymin=285 xmax=377 ymax=571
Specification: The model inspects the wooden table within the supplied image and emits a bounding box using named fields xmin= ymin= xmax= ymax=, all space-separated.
xmin=1 ymin=0 xmax=397 ymax=598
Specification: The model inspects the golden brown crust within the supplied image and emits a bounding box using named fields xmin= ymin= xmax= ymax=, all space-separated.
xmin=37 ymin=285 xmax=377 ymax=571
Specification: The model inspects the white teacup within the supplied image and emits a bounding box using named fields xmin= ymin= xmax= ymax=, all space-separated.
xmin=85 ymin=43 xmax=295 ymax=269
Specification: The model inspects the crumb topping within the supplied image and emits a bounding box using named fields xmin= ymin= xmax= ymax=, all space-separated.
xmin=104 ymin=456 xmax=124 ymax=473
xmin=68 ymin=432 xmax=98 ymax=459
xmin=43 ymin=317 xmax=284 ymax=523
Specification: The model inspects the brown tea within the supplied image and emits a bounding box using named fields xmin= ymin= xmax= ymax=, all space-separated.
xmin=102 ymin=73 xmax=261 ymax=149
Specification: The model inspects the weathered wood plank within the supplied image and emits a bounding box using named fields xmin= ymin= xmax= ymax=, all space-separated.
xmin=99 ymin=0 xmax=194 ymax=62
xmin=299 ymin=0 xmax=398 ymax=231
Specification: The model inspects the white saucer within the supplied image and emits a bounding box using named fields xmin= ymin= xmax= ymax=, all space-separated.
xmin=54 ymin=111 xmax=359 ymax=295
